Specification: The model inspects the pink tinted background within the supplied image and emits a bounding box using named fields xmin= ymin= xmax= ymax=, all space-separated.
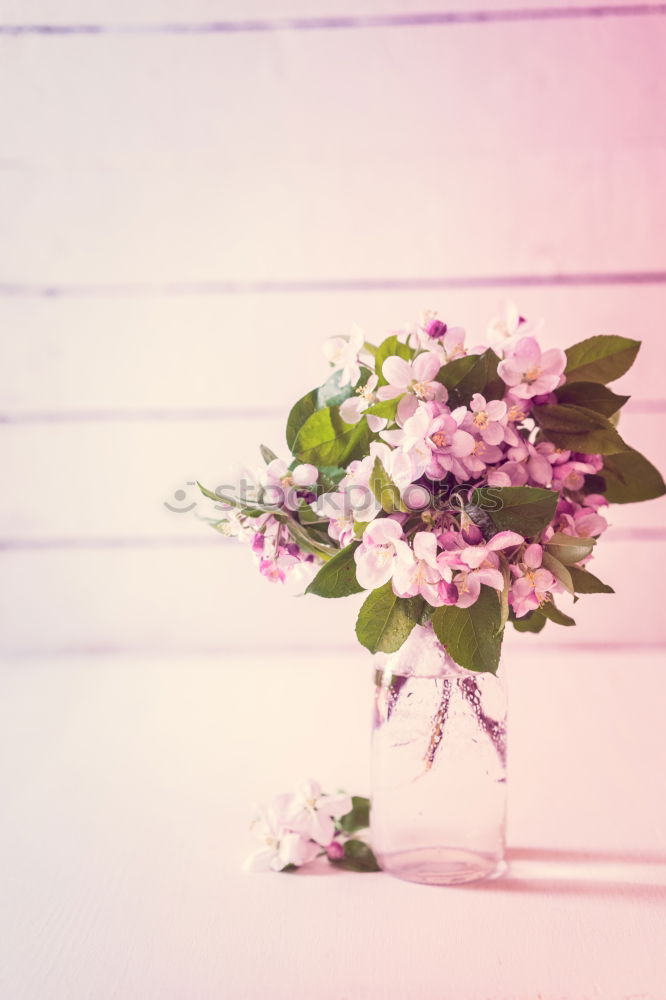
xmin=0 ymin=2 xmax=665 ymax=998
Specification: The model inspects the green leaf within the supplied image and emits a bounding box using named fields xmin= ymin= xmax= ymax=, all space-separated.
xmin=306 ymin=543 xmax=363 ymax=598
xmin=196 ymin=481 xmax=278 ymax=519
xmin=437 ymin=349 xmax=503 ymax=405
xmin=293 ymin=407 xmax=373 ymax=467
xmin=259 ymin=444 xmax=279 ymax=465
xmin=569 ymin=566 xmax=615 ymax=594
xmin=469 ymin=486 xmax=559 ymax=537
xmin=564 ymin=335 xmax=640 ymax=384
xmin=511 ymin=610 xmax=547 ymax=633
xmin=545 ymin=532 xmax=596 ymax=565
xmin=431 ymin=586 xmax=503 ymax=674
xmin=330 ymin=839 xmax=380 ymax=873
xmin=337 ymin=796 xmax=370 ymax=835
xmin=317 ymin=368 xmax=369 ymax=409
xmin=353 ymin=520 xmax=370 ymax=539
xmin=555 ymin=382 xmax=629 ymax=417
xmin=286 ymin=389 xmax=319 ymax=452
xmin=369 ymin=457 xmax=407 ymax=513
xmin=297 ymin=502 xmax=329 ymax=525
xmin=533 ymin=404 xmax=628 ymax=455
xmin=318 ymin=466 xmax=347 ymax=492
xmin=598 ymin=449 xmax=666 ymax=504
xmin=355 ymin=584 xmax=424 ymax=654
xmin=435 ymin=354 xmax=477 ymax=389
xmin=540 ymin=551 xmax=574 ymax=595
xmin=283 ymin=517 xmax=337 ymax=561
xmin=365 ymin=395 xmax=403 ymax=421
xmin=374 ymin=335 xmax=412 ymax=386
xmin=540 ymin=600 xmax=576 ymax=627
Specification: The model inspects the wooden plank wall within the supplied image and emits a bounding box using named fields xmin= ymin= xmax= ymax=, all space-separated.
xmin=1 ymin=0 xmax=665 ymax=655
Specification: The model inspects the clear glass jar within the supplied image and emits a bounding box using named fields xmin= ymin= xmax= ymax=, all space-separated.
xmin=370 ymin=630 xmax=507 ymax=886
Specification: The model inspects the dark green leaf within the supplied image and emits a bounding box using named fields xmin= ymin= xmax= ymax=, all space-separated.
xmin=431 ymin=586 xmax=503 ymax=674
xmin=533 ymin=404 xmax=628 ymax=455
xmin=568 ymin=566 xmax=615 ymax=595
xmin=564 ymin=335 xmax=640 ymax=385
xmin=540 ymin=551 xmax=574 ymax=595
xmin=511 ymin=610 xmax=547 ymax=633
xmin=355 ymin=583 xmax=424 ymax=654
xmin=545 ymin=532 xmax=596 ymax=565
xmin=338 ymin=796 xmax=370 ymax=835
xmin=369 ymin=456 xmax=407 ymax=513
xmin=305 ymin=542 xmax=363 ymax=597
xmin=438 ymin=349 xmax=503 ymax=405
xmin=581 ymin=473 xmax=606 ymax=495
xmin=540 ymin=600 xmax=576 ymax=627
xmin=330 ymin=839 xmax=380 ymax=873
xmin=555 ymin=382 xmax=629 ymax=417
xmin=599 ymin=449 xmax=666 ymax=504
xmin=374 ymin=335 xmax=412 ymax=386
xmin=435 ymin=354 xmax=477 ymax=389
xmin=469 ymin=486 xmax=559 ymax=537
xmin=293 ymin=407 xmax=373 ymax=467
xmin=286 ymin=389 xmax=319 ymax=452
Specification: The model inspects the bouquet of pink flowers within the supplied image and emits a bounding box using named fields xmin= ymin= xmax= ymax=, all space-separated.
xmin=200 ymin=307 xmax=664 ymax=673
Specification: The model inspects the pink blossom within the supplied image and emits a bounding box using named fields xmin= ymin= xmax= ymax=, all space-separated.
xmin=487 ymin=461 xmax=529 ymax=487
xmin=392 ymin=531 xmax=450 ymax=605
xmin=262 ymin=458 xmax=319 ymax=510
xmin=323 ymin=324 xmax=365 ymax=386
xmin=509 ymin=543 xmax=557 ymax=618
xmin=376 ymin=352 xmax=447 ymax=413
xmin=459 ymin=529 xmax=524 ymax=570
xmin=506 ymin=438 xmax=554 ymax=487
xmin=487 ymin=300 xmax=544 ymax=355
xmin=460 ymin=437 xmax=505 ymax=479
xmin=405 ymin=310 xmax=467 ymax=360
xmin=354 ymin=517 xmax=410 ymax=590
xmin=244 ymin=799 xmax=320 ymax=873
xmin=448 ymin=530 xmax=522 ymax=609
xmin=286 ymin=779 xmax=353 ymax=847
xmin=559 ymin=505 xmax=608 ymax=538
xmin=466 ymin=393 xmax=508 ymax=446
xmin=498 ymin=336 xmax=567 ymax=399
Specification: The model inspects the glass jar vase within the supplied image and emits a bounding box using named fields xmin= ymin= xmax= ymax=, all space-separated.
xmin=370 ymin=626 xmax=507 ymax=886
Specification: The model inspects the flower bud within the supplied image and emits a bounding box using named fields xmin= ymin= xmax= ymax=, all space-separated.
xmin=326 ymin=840 xmax=345 ymax=861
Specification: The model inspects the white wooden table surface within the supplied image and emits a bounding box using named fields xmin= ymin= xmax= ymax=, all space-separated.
xmin=2 ymin=650 xmax=664 ymax=1000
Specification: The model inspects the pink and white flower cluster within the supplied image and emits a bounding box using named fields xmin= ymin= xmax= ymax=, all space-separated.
xmin=243 ymin=779 xmax=358 ymax=872
xmin=206 ymin=307 xmax=616 ymax=622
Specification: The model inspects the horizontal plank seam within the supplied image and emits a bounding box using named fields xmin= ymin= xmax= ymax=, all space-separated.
xmin=2 ymin=640 xmax=665 ymax=659
xmin=1 ymin=272 xmax=666 ymax=298
xmin=1 ymin=399 xmax=663 ymax=423
xmin=1 ymin=529 xmax=664 ymax=550
xmin=1 ymin=5 xmax=666 ymax=35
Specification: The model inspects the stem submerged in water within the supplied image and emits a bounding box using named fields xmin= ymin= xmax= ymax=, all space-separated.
xmin=424 ymin=679 xmax=452 ymax=771
xmin=460 ymin=676 xmax=507 ymax=767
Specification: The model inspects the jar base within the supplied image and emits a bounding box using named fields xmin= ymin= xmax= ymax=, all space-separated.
xmin=377 ymin=847 xmax=507 ymax=886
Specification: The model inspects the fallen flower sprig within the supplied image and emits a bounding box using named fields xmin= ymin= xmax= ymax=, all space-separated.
xmin=244 ymin=780 xmax=379 ymax=874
